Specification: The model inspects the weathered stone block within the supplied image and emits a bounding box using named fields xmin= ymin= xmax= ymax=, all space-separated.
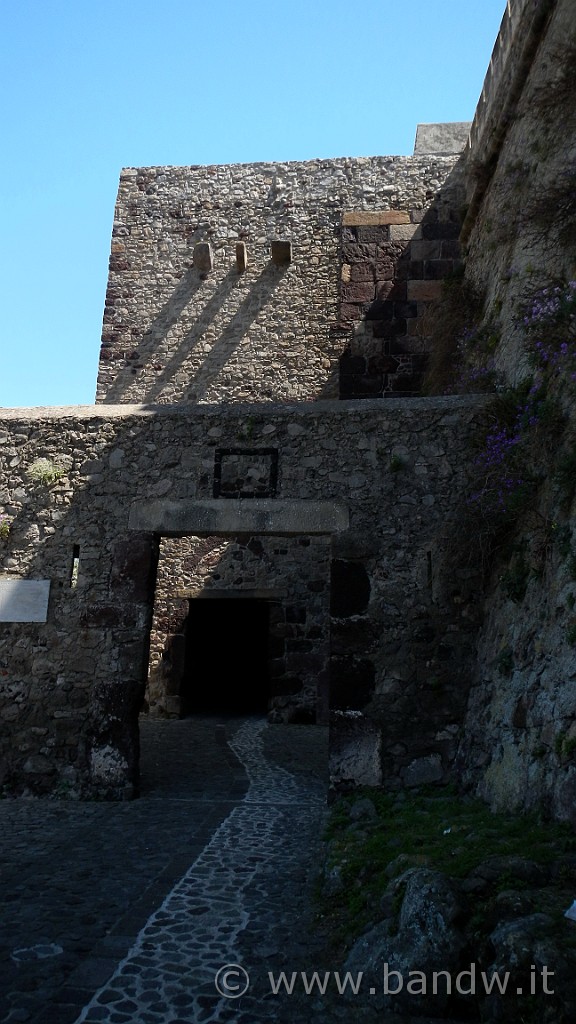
xmin=118 ymin=641 xmax=148 ymax=679
xmin=349 ymin=263 xmax=376 ymax=283
xmin=342 ymin=211 xmax=410 ymax=226
xmin=331 ymin=617 xmax=376 ymax=655
xmin=375 ymin=259 xmax=395 ymax=281
xmin=407 ymin=279 xmax=444 ymax=301
xmin=414 ymin=121 xmax=470 ymax=154
xmin=339 ymin=302 xmax=362 ymax=323
xmin=110 ymin=534 xmax=158 ymax=601
xmin=372 ymin=319 xmax=407 ymax=339
xmin=390 ymin=373 xmax=420 ymax=394
xmin=339 ymin=374 xmax=383 ymax=398
xmin=394 ymin=301 xmax=418 ymax=319
xmin=356 ymin=226 xmax=389 ymax=244
xmin=424 ymin=259 xmax=455 ymax=280
xmin=341 ymin=242 xmax=377 ymax=263
xmin=411 ymin=239 xmax=443 ymax=260
xmin=389 ymin=223 xmax=422 ymax=241
xmin=193 ymin=241 xmax=213 ymax=272
xmin=377 ymin=280 xmax=406 ymax=301
xmin=286 ymin=605 xmax=306 ymax=624
xmin=365 ymin=299 xmax=394 ymax=321
xmin=129 ymin=498 xmax=349 ymax=536
xmin=368 ymin=354 xmax=399 ymax=374
xmin=422 ymin=221 xmax=460 ymax=240
xmin=441 ymin=239 xmax=461 ymax=258
xmin=329 ymin=712 xmax=382 ymax=786
xmin=80 ymin=605 xmax=138 ymax=628
xmin=270 ymin=675 xmax=303 ymax=696
xmin=341 ymin=281 xmax=375 ymax=303
xmin=23 ymin=754 xmax=56 ymax=775
xmin=235 ymin=241 xmax=247 ymax=273
xmin=339 ymin=351 xmax=367 ymax=375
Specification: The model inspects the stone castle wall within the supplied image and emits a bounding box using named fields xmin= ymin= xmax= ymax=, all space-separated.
xmin=448 ymin=0 xmax=576 ymax=822
xmin=463 ymin=0 xmax=569 ymax=384
xmin=467 ymin=0 xmax=541 ymax=161
xmin=0 ymin=397 xmax=485 ymax=797
xmin=96 ymin=151 xmax=468 ymax=745
xmin=2 ymin=0 xmax=575 ymax=824
xmin=97 ymin=155 xmax=464 ymax=405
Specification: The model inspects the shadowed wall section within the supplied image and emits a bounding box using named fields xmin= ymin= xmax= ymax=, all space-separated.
xmin=0 ymin=397 xmax=485 ymax=798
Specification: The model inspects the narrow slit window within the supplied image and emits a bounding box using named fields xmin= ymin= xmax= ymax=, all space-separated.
xmin=70 ymin=545 xmax=80 ymax=590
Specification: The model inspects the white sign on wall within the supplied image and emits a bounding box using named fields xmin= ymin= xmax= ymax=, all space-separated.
xmin=0 ymin=580 xmax=51 ymax=623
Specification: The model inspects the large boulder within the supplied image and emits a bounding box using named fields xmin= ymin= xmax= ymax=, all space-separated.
xmin=343 ymin=868 xmax=465 ymax=1015
xmin=481 ymin=913 xmax=575 ymax=1022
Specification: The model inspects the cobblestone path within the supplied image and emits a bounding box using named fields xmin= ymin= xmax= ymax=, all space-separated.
xmin=72 ymin=717 xmax=329 ymax=1023
xmin=0 ymin=717 xmax=334 ymax=1024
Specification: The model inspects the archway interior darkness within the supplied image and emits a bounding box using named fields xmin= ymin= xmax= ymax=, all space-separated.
xmin=181 ymin=598 xmax=270 ymax=715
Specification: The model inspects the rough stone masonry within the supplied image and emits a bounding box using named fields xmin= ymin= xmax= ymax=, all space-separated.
xmin=0 ymin=390 xmax=486 ymax=797
xmin=1 ymin=0 xmax=574 ymax=823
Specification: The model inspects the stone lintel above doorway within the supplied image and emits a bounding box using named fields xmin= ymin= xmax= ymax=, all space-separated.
xmin=128 ymin=499 xmax=349 ymax=536
xmin=176 ymin=588 xmax=285 ymax=600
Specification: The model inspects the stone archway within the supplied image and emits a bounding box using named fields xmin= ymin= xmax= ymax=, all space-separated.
xmin=144 ymin=531 xmax=332 ymax=724
xmin=133 ymin=498 xmax=349 ymax=738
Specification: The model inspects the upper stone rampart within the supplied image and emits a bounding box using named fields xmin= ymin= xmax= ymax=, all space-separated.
xmin=96 ymin=154 xmax=463 ymax=406
xmin=467 ymin=0 xmax=556 ymax=163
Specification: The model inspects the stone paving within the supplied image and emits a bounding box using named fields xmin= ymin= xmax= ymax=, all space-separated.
xmin=0 ymin=716 xmax=458 ymax=1024
xmin=0 ymin=716 xmax=338 ymax=1024
xmin=72 ymin=718 xmax=330 ymax=1024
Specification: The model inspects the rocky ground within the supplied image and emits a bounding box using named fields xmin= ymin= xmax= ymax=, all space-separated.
xmin=2 ymin=716 xmax=575 ymax=1023
xmin=0 ymin=716 xmax=336 ymax=1024
xmin=318 ymin=788 xmax=576 ymax=1022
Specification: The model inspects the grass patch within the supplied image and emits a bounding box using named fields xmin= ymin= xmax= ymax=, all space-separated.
xmin=28 ymin=457 xmax=66 ymax=485
xmin=321 ymin=786 xmax=575 ymax=944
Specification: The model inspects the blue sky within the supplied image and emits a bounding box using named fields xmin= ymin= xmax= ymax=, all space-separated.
xmin=1 ymin=0 xmax=505 ymax=408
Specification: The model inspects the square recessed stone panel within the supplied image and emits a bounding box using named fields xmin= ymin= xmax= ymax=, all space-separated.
xmin=0 ymin=580 xmax=51 ymax=622
xmin=213 ymin=449 xmax=279 ymax=499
